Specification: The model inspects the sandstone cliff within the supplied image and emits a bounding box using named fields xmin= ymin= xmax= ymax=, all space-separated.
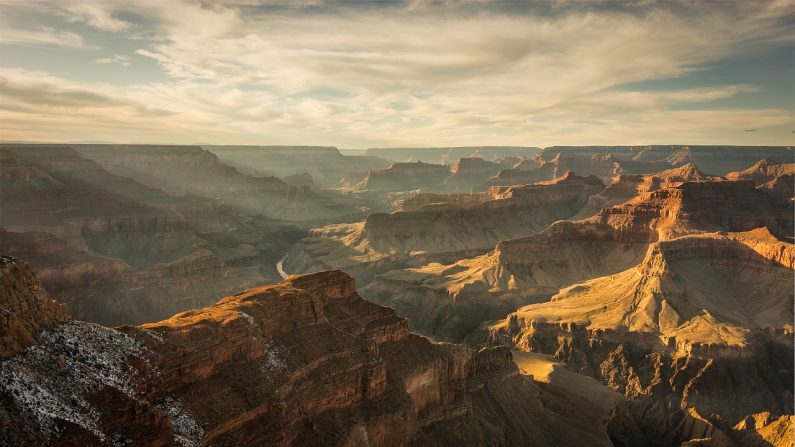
xmin=0 ymin=265 xmax=614 ymax=447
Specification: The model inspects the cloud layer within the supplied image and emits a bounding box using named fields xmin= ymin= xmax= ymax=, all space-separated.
xmin=0 ymin=0 xmax=792 ymax=146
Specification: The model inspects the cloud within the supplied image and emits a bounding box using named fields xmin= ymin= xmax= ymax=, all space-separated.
xmin=0 ymin=27 xmax=86 ymax=48
xmin=95 ymin=54 xmax=132 ymax=67
xmin=59 ymin=2 xmax=131 ymax=31
xmin=0 ymin=0 xmax=792 ymax=146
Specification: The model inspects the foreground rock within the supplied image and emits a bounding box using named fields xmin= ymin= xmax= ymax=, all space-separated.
xmin=0 ymin=262 xmax=614 ymax=446
xmin=285 ymin=173 xmax=603 ymax=285
xmin=487 ymin=229 xmax=794 ymax=447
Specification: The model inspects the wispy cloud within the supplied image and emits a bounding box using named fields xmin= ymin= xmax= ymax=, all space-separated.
xmin=58 ymin=2 xmax=131 ymax=32
xmin=0 ymin=0 xmax=792 ymax=146
xmin=95 ymin=54 xmax=131 ymax=67
xmin=0 ymin=27 xmax=86 ymax=48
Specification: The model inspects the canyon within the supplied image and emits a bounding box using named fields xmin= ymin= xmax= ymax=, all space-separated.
xmin=1 ymin=144 xmax=793 ymax=446
xmin=0 ymin=257 xmax=616 ymax=446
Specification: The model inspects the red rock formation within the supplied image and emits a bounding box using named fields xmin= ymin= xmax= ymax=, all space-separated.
xmin=487 ymin=229 xmax=794 ymax=447
xmin=0 ymin=265 xmax=613 ymax=446
xmin=726 ymin=158 xmax=795 ymax=185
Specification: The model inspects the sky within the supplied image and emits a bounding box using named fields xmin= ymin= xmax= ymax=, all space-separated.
xmin=0 ymin=0 xmax=793 ymax=148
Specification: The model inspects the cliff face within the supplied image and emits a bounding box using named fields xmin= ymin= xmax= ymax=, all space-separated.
xmin=726 ymin=158 xmax=795 ymax=185
xmin=0 ymin=266 xmax=614 ymax=447
xmin=483 ymin=152 xmax=620 ymax=189
xmin=0 ymin=258 xmax=69 ymax=358
xmin=487 ymin=229 xmax=794 ymax=447
xmin=354 ymin=161 xmax=453 ymax=193
xmin=70 ymin=144 xmax=363 ymax=225
xmin=284 ymin=173 xmax=604 ymax=287
xmin=574 ymin=163 xmax=725 ymax=219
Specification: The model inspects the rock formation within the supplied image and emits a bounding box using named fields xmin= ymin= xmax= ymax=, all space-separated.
xmin=353 ymin=161 xmax=453 ymax=193
xmin=0 ymin=257 xmax=68 ymax=358
xmin=362 ymin=178 xmax=793 ymax=342
xmin=726 ymin=158 xmax=795 ymax=185
xmin=284 ymin=173 xmax=604 ymax=286
xmin=0 ymin=263 xmax=614 ymax=446
xmin=487 ymin=228 xmax=794 ymax=447
xmin=573 ymin=163 xmax=725 ymax=219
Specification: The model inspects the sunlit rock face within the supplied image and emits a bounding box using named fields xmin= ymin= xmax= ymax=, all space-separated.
xmin=361 ymin=175 xmax=793 ymax=343
xmin=0 ymin=265 xmax=614 ymax=447
xmin=485 ymin=229 xmax=793 ymax=447
xmin=284 ymin=172 xmax=604 ymax=286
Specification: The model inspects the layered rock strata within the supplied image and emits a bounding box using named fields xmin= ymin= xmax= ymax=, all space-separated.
xmin=0 ymin=265 xmax=614 ymax=447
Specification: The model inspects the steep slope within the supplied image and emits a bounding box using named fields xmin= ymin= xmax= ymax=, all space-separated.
xmin=0 ymin=265 xmax=614 ymax=447
xmin=285 ymin=173 xmax=604 ymax=285
xmin=573 ymin=163 xmax=725 ymax=219
xmin=352 ymin=161 xmax=452 ymax=193
xmin=487 ymin=228 xmax=794 ymax=447
xmin=0 ymin=257 xmax=69 ymax=358
xmin=362 ymin=179 xmax=793 ymax=342
xmin=725 ymin=158 xmax=795 ymax=185
xmin=69 ymin=144 xmax=363 ymax=226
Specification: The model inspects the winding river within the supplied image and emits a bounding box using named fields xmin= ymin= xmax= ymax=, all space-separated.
xmin=276 ymin=254 xmax=289 ymax=279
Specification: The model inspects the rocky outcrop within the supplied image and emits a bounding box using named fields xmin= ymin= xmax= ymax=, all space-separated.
xmin=284 ymin=173 xmax=604 ymax=286
xmin=573 ymin=163 xmax=725 ymax=219
xmin=486 ymin=229 xmax=794 ymax=447
xmin=353 ymin=161 xmax=452 ymax=193
xmin=726 ymin=158 xmax=795 ymax=185
xmin=0 ymin=257 xmax=69 ymax=358
xmin=482 ymin=152 xmax=620 ymax=189
xmin=0 ymin=266 xmax=614 ymax=446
